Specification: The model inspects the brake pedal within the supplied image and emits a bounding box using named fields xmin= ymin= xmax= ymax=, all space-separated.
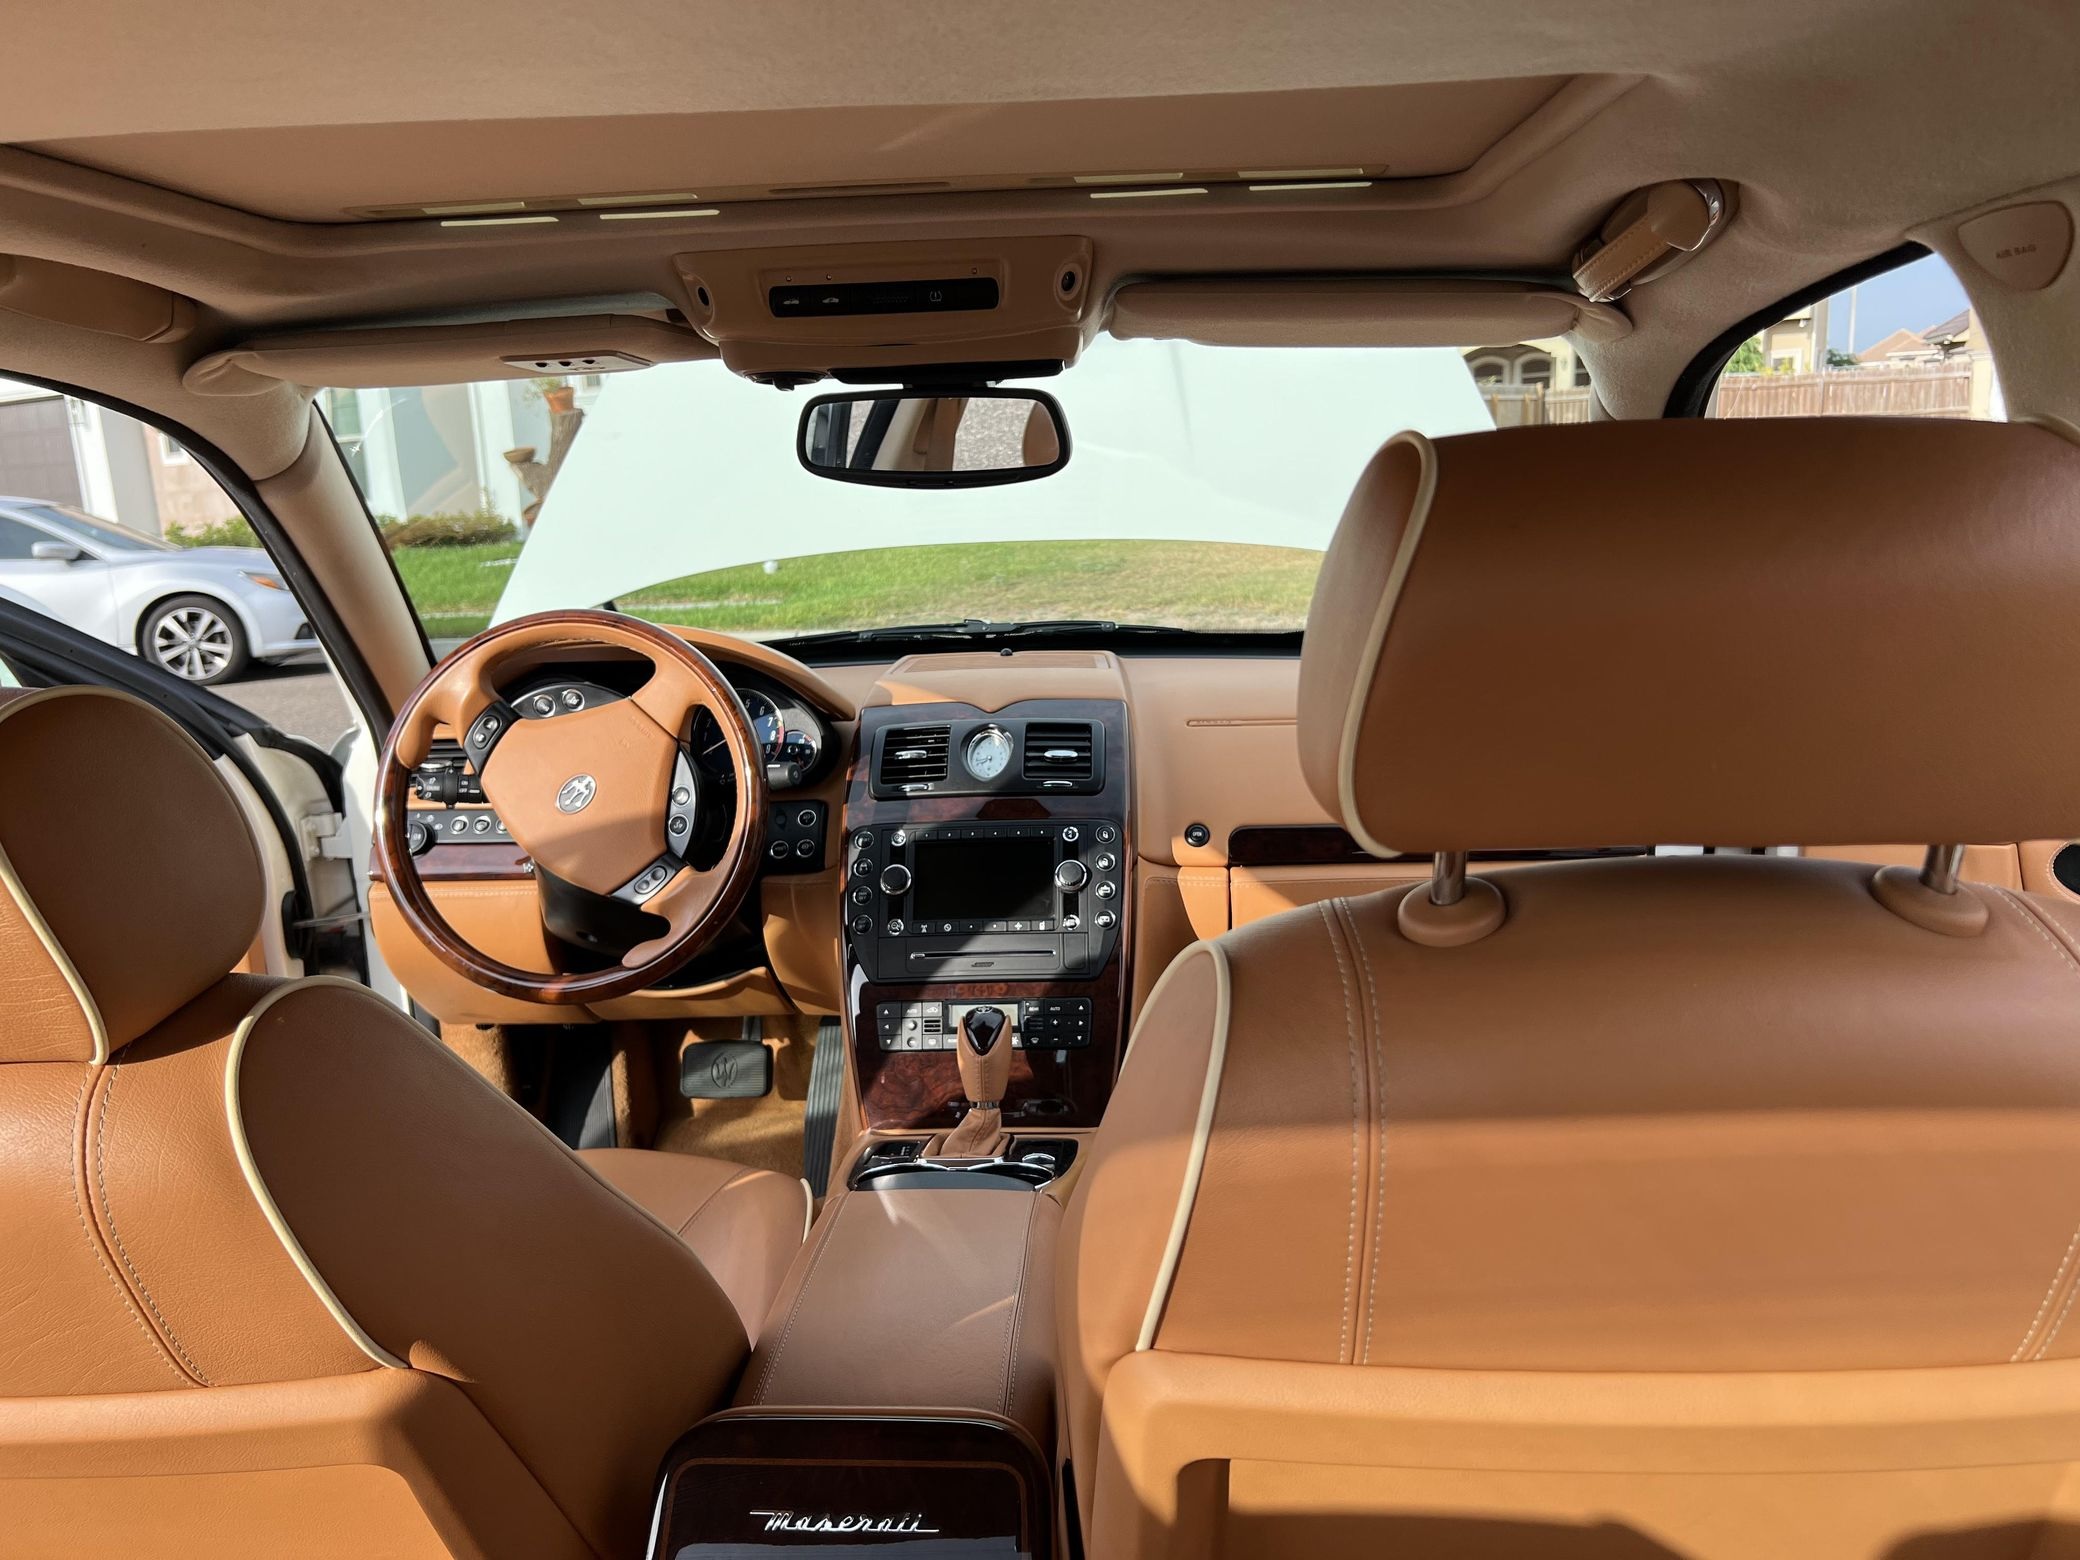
xmin=681 ymin=1020 xmax=772 ymax=1100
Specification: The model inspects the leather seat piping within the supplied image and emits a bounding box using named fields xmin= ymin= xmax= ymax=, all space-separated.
xmin=1330 ymin=430 xmax=1440 ymax=859
xmin=1133 ymin=940 xmax=1233 ymax=1350
xmin=0 ymin=685 xmax=126 ymax=1064
xmin=224 ymin=975 xmax=412 ymax=1368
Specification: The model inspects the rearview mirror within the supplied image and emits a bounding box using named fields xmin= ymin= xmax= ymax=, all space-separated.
xmin=797 ymin=388 xmax=1069 ymax=488
xmin=29 ymin=541 xmax=84 ymax=563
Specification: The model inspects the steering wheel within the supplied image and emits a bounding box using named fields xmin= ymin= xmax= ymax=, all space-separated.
xmin=374 ymin=611 xmax=769 ymax=1004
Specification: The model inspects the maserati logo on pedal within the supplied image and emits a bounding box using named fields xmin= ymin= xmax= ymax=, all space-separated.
xmin=556 ymin=773 xmax=597 ymax=813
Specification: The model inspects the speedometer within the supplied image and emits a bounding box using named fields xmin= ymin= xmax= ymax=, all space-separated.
xmin=962 ymin=726 xmax=1014 ymax=781
xmin=740 ymin=690 xmax=783 ymax=762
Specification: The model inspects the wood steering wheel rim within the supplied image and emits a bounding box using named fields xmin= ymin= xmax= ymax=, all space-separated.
xmin=374 ymin=610 xmax=769 ymax=1005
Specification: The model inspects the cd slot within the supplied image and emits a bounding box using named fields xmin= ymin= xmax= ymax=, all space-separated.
xmin=903 ymin=939 xmax=1061 ymax=977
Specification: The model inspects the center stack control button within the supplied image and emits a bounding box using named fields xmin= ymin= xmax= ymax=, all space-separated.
xmin=880 ymin=863 xmax=913 ymax=895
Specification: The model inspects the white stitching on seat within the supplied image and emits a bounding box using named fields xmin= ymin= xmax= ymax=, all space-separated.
xmin=95 ymin=1058 xmax=208 ymax=1384
xmin=224 ymin=977 xmax=409 ymax=1369
xmin=751 ymin=1191 xmax=849 ymax=1402
xmin=1001 ymin=1194 xmax=1040 ymax=1418
xmin=0 ymin=688 xmax=121 ymax=1064
xmin=1318 ymin=902 xmax=1361 ymax=1365
xmin=1133 ymin=942 xmax=1234 ymax=1351
xmin=68 ymin=1067 xmax=187 ymax=1383
xmin=1337 ymin=897 xmax=1388 ymax=1366
xmin=1992 ymin=887 xmax=2080 ymax=1360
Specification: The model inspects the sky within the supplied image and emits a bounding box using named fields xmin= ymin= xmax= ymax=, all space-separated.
xmin=1820 ymin=252 xmax=1970 ymax=354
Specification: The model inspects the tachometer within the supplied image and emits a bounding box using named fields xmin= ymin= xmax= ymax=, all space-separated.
xmin=962 ymin=725 xmax=1014 ymax=782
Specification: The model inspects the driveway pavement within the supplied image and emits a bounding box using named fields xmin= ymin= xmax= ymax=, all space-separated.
xmin=216 ymin=637 xmax=469 ymax=749
xmin=219 ymin=660 xmax=354 ymax=748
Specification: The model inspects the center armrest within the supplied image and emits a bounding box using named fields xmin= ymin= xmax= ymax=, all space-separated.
xmin=735 ymin=1184 xmax=1060 ymax=1447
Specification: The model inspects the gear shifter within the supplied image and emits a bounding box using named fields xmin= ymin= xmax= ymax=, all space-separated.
xmin=938 ymin=1004 xmax=1013 ymax=1159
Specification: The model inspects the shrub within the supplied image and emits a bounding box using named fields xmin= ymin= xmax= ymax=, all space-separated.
xmin=166 ymin=516 xmax=261 ymax=548
xmin=380 ymin=509 xmax=517 ymax=548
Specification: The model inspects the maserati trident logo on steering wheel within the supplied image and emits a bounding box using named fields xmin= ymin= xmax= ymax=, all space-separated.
xmin=556 ymin=773 xmax=597 ymax=814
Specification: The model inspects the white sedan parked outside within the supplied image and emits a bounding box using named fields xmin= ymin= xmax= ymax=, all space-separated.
xmin=0 ymin=496 xmax=312 ymax=683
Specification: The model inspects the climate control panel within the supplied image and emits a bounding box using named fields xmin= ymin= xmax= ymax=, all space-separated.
xmin=875 ymin=998 xmax=1096 ymax=1051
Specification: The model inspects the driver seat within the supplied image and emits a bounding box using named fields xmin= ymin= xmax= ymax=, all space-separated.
xmin=0 ymin=684 xmax=806 ymax=1559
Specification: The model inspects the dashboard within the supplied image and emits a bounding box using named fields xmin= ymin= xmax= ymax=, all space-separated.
xmin=366 ymin=634 xmax=2080 ymax=1149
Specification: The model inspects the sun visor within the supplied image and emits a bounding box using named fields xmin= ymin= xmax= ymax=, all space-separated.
xmin=184 ymin=314 xmax=715 ymax=395
xmin=1106 ymin=278 xmax=1630 ymax=350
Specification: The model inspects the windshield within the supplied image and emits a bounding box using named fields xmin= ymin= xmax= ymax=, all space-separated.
xmin=323 ymin=334 xmax=1584 ymax=650
xmin=14 ymin=500 xmax=174 ymax=553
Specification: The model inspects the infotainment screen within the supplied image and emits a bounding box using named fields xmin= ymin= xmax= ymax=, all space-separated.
xmin=911 ymin=837 xmax=1055 ymax=922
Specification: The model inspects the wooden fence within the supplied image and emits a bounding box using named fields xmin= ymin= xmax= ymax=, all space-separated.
xmin=1477 ymin=385 xmax=1595 ymax=427
xmin=1713 ymin=365 xmax=1973 ymax=419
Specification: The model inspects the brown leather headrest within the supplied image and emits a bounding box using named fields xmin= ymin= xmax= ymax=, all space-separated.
xmin=1298 ymin=417 xmax=2080 ymax=853
xmin=0 ymin=686 xmax=263 ymax=1062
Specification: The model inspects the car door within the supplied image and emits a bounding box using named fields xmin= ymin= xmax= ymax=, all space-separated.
xmin=0 ymin=512 xmax=120 ymax=641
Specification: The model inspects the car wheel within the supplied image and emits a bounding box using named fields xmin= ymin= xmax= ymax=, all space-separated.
xmin=142 ymin=594 xmax=250 ymax=684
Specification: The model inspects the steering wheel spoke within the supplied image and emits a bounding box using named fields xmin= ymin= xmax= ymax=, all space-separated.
xmin=374 ymin=610 xmax=770 ymax=1004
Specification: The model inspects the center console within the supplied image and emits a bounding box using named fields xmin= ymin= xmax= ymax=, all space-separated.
xmin=649 ymin=690 xmax=1107 ymax=1555
xmin=842 ymin=697 xmax=1133 ymax=1132
xmin=648 ymin=1180 xmax=1061 ymax=1560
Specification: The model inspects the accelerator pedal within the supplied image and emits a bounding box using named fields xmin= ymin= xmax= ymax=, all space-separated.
xmin=801 ymin=1017 xmax=845 ymax=1195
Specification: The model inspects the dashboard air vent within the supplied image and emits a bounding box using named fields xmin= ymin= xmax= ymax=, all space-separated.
xmin=1022 ymin=721 xmax=1096 ymax=785
xmin=878 ymin=724 xmax=951 ymax=789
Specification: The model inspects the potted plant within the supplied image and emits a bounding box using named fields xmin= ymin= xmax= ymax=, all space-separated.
xmin=531 ymin=375 xmax=577 ymax=415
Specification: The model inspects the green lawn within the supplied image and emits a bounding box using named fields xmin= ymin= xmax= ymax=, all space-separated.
xmin=395 ymin=540 xmax=1323 ymax=640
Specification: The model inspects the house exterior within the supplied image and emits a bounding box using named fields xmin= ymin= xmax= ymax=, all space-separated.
xmin=0 ymin=378 xmax=231 ymax=537
xmin=1857 ymin=310 xmax=1975 ymax=366
xmin=319 ymin=379 xmax=598 ymax=526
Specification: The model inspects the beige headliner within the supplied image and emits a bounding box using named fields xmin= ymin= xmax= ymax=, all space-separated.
xmin=0 ymin=0 xmax=2074 ymax=707
xmin=0 ymin=3 xmax=2072 ymax=367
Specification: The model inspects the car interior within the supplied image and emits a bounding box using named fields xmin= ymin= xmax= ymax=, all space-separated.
xmin=4 ymin=3 xmax=2080 ymax=1558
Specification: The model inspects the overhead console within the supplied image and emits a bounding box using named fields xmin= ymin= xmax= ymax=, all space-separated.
xmin=672 ymin=236 xmax=1093 ymax=383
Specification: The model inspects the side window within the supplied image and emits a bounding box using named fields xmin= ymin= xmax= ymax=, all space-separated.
xmin=0 ymin=377 xmax=346 ymax=747
xmin=1710 ymin=251 xmax=2001 ymax=420
xmin=0 ymin=515 xmax=47 ymax=559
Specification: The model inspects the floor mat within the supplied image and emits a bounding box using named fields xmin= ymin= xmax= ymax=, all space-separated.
xmin=650 ymin=1017 xmax=814 ymax=1178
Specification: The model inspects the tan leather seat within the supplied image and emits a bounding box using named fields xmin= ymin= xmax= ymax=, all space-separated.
xmin=1059 ymin=418 xmax=2080 ymax=1560
xmin=0 ymin=685 xmax=802 ymax=1559
xmin=578 ymin=1147 xmax=807 ymax=1342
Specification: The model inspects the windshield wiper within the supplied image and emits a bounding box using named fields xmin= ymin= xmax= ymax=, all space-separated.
xmin=779 ymin=617 xmax=1233 ymax=648
xmin=777 ymin=619 xmax=1297 ymax=657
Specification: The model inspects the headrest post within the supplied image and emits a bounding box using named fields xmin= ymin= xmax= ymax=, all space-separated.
xmin=1921 ymin=844 xmax=1966 ymax=896
xmin=1431 ymin=851 xmax=1468 ymax=907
